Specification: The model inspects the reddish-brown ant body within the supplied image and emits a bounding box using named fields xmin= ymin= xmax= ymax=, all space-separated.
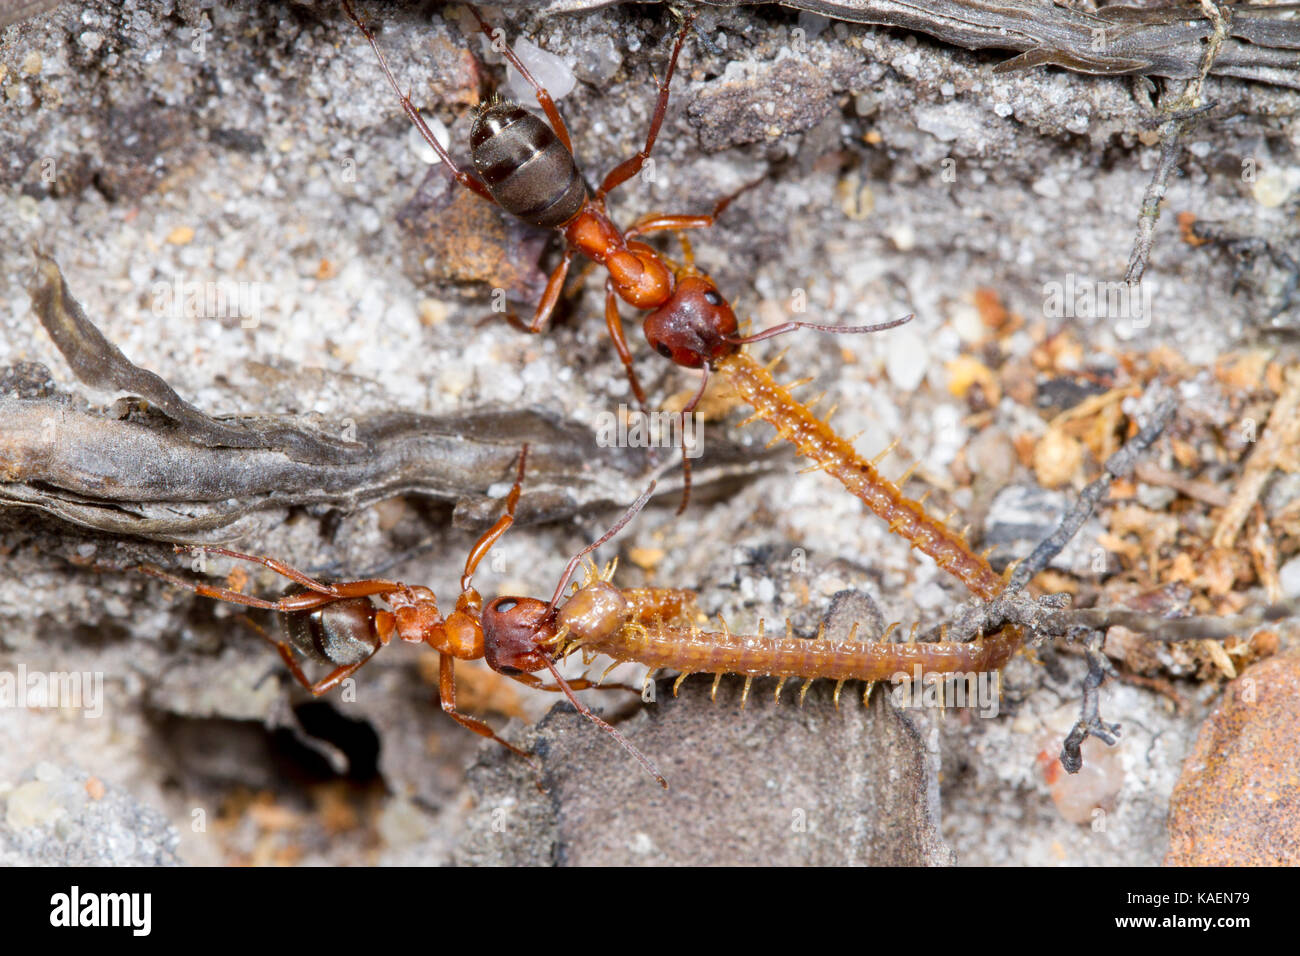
xmin=341 ymin=2 xmax=904 ymax=496
xmin=140 ymin=448 xmax=678 ymax=787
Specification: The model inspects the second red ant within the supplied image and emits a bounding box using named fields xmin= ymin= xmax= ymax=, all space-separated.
xmin=341 ymin=1 xmax=908 ymax=506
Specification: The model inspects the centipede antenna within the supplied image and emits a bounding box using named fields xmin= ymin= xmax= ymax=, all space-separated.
xmin=548 ymin=480 xmax=656 ymax=612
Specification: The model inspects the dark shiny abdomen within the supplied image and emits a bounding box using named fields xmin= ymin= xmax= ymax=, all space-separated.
xmin=470 ymin=102 xmax=587 ymax=228
xmin=280 ymin=596 xmax=380 ymax=667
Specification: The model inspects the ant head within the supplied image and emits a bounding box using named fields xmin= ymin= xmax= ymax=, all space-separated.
xmin=481 ymin=596 xmax=558 ymax=675
xmin=555 ymin=580 xmax=628 ymax=645
xmin=643 ymin=275 xmax=739 ymax=369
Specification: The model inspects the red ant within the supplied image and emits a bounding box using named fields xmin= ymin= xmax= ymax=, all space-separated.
xmin=139 ymin=448 xmax=674 ymax=788
xmin=341 ymin=1 xmax=909 ymax=506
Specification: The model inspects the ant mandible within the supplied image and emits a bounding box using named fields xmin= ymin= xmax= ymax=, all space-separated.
xmin=341 ymin=1 xmax=909 ymax=506
xmin=139 ymin=447 xmax=673 ymax=788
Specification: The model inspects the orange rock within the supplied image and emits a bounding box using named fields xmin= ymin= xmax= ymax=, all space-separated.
xmin=1166 ymin=651 xmax=1300 ymax=865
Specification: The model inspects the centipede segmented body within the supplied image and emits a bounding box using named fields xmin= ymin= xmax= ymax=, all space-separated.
xmin=542 ymin=566 xmax=1017 ymax=713
xmin=718 ymin=351 xmax=1006 ymax=602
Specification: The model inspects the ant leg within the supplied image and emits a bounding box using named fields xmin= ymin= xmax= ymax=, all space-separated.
xmin=466 ymin=5 xmax=573 ymax=153
xmin=625 ymin=177 xmax=767 ymax=240
xmin=145 ymin=552 xmax=400 ymax=607
xmin=547 ymin=481 xmax=657 ymax=611
xmin=460 ymin=445 xmax=529 ymax=591
xmin=730 ymin=312 xmax=914 ymax=346
xmin=439 ymin=654 xmax=532 ymax=758
xmin=512 ymin=673 xmax=640 ymax=694
xmin=341 ymin=0 xmax=494 ymax=202
xmin=184 ymin=545 xmax=340 ymax=594
xmin=139 ymin=564 xmax=345 ymax=612
xmin=605 ymin=280 xmax=649 ymax=411
xmin=505 ymin=246 xmax=574 ymax=334
xmin=268 ymin=639 xmax=377 ymax=697
xmin=597 ymin=13 xmax=694 ymax=198
xmin=625 ymin=213 xmax=713 ymax=241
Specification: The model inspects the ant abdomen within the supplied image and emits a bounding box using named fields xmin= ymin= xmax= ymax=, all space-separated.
xmin=280 ymin=596 xmax=382 ymax=668
xmin=470 ymin=102 xmax=587 ymax=228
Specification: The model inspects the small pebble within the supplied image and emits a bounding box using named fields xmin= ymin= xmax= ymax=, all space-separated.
xmin=1279 ymin=556 xmax=1300 ymax=598
xmin=507 ymin=38 xmax=575 ymax=103
xmin=885 ymin=327 xmax=928 ymax=391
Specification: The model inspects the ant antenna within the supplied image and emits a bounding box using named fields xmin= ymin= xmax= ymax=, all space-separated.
xmin=728 ymin=312 xmax=913 ymax=347
xmin=537 ymin=654 xmax=669 ymax=788
xmin=675 ymin=366 xmax=710 ymax=515
xmin=547 ymin=481 xmax=656 ymax=612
